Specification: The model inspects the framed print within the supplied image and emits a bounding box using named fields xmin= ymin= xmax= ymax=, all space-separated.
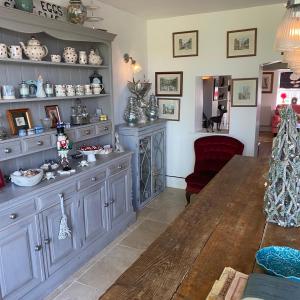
xmin=232 ymin=78 xmax=258 ymax=107
xmin=45 ymin=105 xmax=61 ymax=128
xmin=155 ymin=72 xmax=183 ymax=96
xmin=173 ymin=30 xmax=198 ymax=58
xmin=262 ymin=72 xmax=274 ymax=93
xmin=6 ymin=108 xmax=33 ymax=135
xmin=158 ymin=98 xmax=181 ymax=121
xmin=227 ymin=28 xmax=257 ymax=58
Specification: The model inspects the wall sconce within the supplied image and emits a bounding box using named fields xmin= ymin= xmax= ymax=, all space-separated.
xmin=124 ymin=53 xmax=142 ymax=74
xmin=124 ymin=53 xmax=136 ymax=65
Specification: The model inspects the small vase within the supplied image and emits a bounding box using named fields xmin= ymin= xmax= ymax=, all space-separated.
xmin=146 ymin=94 xmax=159 ymax=121
xmin=15 ymin=0 xmax=33 ymax=12
xmin=67 ymin=0 xmax=87 ymax=25
xmin=123 ymin=97 xmax=139 ymax=126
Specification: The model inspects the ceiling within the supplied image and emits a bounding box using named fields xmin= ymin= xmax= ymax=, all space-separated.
xmin=99 ymin=0 xmax=285 ymax=19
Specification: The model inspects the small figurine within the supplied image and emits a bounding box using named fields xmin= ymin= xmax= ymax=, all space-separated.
xmin=56 ymin=123 xmax=72 ymax=171
xmin=36 ymin=75 xmax=46 ymax=98
xmin=44 ymin=171 xmax=56 ymax=181
xmin=115 ymin=132 xmax=124 ymax=152
xmin=79 ymin=160 xmax=89 ymax=167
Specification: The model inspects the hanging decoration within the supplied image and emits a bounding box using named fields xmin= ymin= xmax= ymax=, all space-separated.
xmin=264 ymin=105 xmax=300 ymax=227
xmin=58 ymin=193 xmax=71 ymax=240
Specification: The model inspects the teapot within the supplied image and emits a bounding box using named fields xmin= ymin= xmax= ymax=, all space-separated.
xmin=20 ymin=37 xmax=48 ymax=61
xmin=88 ymin=49 xmax=103 ymax=65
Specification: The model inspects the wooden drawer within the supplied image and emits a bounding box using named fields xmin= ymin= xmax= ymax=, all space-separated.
xmin=36 ymin=183 xmax=76 ymax=210
xmin=65 ymin=128 xmax=76 ymax=142
xmin=95 ymin=123 xmax=111 ymax=136
xmin=108 ymin=160 xmax=129 ymax=177
xmin=76 ymin=125 xmax=96 ymax=140
xmin=22 ymin=134 xmax=52 ymax=153
xmin=0 ymin=200 xmax=36 ymax=229
xmin=77 ymin=169 xmax=106 ymax=191
xmin=0 ymin=140 xmax=22 ymax=160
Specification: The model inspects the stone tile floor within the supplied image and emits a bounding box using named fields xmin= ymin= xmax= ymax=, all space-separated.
xmin=45 ymin=187 xmax=186 ymax=300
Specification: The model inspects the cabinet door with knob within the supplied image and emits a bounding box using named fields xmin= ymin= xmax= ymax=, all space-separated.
xmin=107 ymin=169 xmax=131 ymax=229
xmin=0 ymin=215 xmax=44 ymax=300
xmin=41 ymin=195 xmax=80 ymax=276
xmin=79 ymin=182 xmax=108 ymax=245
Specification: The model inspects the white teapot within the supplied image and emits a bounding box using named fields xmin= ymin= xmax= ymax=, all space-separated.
xmin=20 ymin=37 xmax=48 ymax=61
xmin=88 ymin=49 xmax=103 ymax=65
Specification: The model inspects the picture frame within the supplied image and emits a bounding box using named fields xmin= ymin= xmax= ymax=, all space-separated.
xmin=232 ymin=78 xmax=258 ymax=107
xmin=155 ymin=72 xmax=183 ymax=97
xmin=45 ymin=105 xmax=61 ymax=128
xmin=262 ymin=72 xmax=274 ymax=93
xmin=227 ymin=28 xmax=257 ymax=58
xmin=6 ymin=108 xmax=33 ymax=135
xmin=172 ymin=30 xmax=198 ymax=58
xmin=158 ymin=98 xmax=181 ymax=121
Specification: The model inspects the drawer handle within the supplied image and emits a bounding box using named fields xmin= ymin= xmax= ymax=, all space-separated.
xmin=35 ymin=245 xmax=42 ymax=251
xmin=118 ymin=165 xmax=122 ymax=169
xmin=44 ymin=238 xmax=50 ymax=244
xmin=85 ymin=130 xmax=91 ymax=135
xmin=91 ymin=177 xmax=97 ymax=182
xmin=4 ymin=148 xmax=11 ymax=153
xmin=110 ymin=199 xmax=115 ymax=204
xmin=9 ymin=213 xmax=17 ymax=220
xmin=104 ymin=127 xmax=109 ymax=131
xmin=104 ymin=202 xmax=109 ymax=207
xmin=37 ymin=141 xmax=44 ymax=146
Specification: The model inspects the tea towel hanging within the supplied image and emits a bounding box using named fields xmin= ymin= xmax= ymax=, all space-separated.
xmin=58 ymin=193 xmax=72 ymax=240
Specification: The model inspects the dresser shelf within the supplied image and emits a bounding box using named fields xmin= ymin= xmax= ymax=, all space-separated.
xmin=0 ymin=94 xmax=111 ymax=104
xmin=0 ymin=57 xmax=109 ymax=69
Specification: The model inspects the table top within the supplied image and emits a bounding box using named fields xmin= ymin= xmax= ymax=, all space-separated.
xmin=100 ymin=155 xmax=300 ymax=300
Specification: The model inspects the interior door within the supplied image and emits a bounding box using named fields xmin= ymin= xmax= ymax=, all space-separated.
xmin=0 ymin=216 xmax=44 ymax=300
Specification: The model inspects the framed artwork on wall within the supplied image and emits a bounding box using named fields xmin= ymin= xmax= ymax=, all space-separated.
xmin=45 ymin=105 xmax=61 ymax=128
xmin=232 ymin=78 xmax=258 ymax=107
xmin=172 ymin=30 xmax=198 ymax=58
xmin=6 ymin=108 xmax=33 ymax=135
xmin=262 ymin=72 xmax=274 ymax=93
xmin=155 ymin=71 xmax=183 ymax=96
xmin=227 ymin=28 xmax=257 ymax=58
xmin=158 ymin=98 xmax=181 ymax=121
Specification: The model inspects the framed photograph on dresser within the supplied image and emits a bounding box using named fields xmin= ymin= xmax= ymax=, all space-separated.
xmin=45 ymin=105 xmax=61 ymax=128
xmin=6 ymin=108 xmax=33 ymax=135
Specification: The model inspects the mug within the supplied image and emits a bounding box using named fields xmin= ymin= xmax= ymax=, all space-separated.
xmin=8 ymin=45 xmax=22 ymax=59
xmin=66 ymin=84 xmax=75 ymax=96
xmin=0 ymin=43 xmax=8 ymax=59
xmin=75 ymin=85 xmax=84 ymax=96
xmin=2 ymin=85 xmax=15 ymax=99
xmin=55 ymin=84 xmax=66 ymax=96
xmin=51 ymin=54 xmax=61 ymax=63
xmin=84 ymin=84 xmax=92 ymax=95
xmin=79 ymin=51 xmax=87 ymax=64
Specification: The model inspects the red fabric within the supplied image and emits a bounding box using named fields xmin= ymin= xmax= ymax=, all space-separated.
xmin=185 ymin=136 xmax=244 ymax=195
xmin=272 ymin=104 xmax=300 ymax=133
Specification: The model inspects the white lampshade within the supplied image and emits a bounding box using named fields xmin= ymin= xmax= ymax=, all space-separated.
xmin=275 ymin=5 xmax=300 ymax=51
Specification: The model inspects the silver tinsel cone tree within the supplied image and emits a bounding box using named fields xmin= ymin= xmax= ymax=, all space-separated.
xmin=264 ymin=105 xmax=300 ymax=227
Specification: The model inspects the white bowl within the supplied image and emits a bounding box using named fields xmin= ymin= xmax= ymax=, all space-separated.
xmin=11 ymin=169 xmax=43 ymax=187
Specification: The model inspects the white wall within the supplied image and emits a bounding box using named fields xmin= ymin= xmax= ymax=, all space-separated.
xmin=147 ymin=4 xmax=285 ymax=188
xmin=51 ymin=0 xmax=148 ymax=124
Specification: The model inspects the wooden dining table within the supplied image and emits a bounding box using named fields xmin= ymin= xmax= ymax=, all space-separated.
xmin=100 ymin=155 xmax=300 ymax=300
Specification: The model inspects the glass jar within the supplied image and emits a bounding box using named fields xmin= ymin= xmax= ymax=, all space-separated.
xmin=19 ymin=81 xmax=29 ymax=98
xmin=67 ymin=0 xmax=87 ymax=25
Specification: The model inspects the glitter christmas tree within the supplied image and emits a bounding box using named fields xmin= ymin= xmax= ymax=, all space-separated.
xmin=264 ymin=105 xmax=300 ymax=227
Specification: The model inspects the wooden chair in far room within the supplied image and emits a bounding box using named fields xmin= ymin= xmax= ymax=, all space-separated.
xmin=185 ymin=136 xmax=244 ymax=205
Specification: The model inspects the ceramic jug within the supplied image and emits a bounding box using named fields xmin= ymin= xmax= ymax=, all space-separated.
xmin=20 ymin=37 xmax=48 ymax=61
xmin=88 ymin=49 xmax=102 ymax=65
xmin=63 ymin=47 xmax=78 ymax=64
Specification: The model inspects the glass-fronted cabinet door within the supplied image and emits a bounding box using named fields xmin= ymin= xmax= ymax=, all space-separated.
xmin=152 ymin=130 xmax=165 ymax=196
xmin=139 ymin=136 xmax=152 ymax=205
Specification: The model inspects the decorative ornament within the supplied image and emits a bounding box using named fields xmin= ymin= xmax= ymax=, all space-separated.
xmin=281 ymin=92 xmax=287 ymax=104
xmin=36 ymin=74 xmax=46 ymax=98
xmin=67 ymin=0 xmax=87 ymax=25
xmin=115 ymin=132 xmax=124 ymax=152
xmin=58 ymin=193 xmax=71 ymax=240
xmin=123 ymin=96 xmax=140 ymax=126
xmin=264 ymin=105 xmax=300 ymax=227
xmin=56 ymin=123 xmax=73 ymax=171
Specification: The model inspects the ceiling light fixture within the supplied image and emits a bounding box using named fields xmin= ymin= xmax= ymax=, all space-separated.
xmin=276 ymin=0 xmax=300 ymax=74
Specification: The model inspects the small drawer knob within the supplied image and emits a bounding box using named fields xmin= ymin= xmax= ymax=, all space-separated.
xmin=118 ymin=165 xmax=122 ymax=169
xmin=91 ymin=177 xmax=97 ymax=181
xmin=37 ymin=141 xmax=43 ymax=146
xmin=4 ymin=148 xmax=11 ymax=153
xmin=44 ymin=238 xmax=50 ymax=244
xmin=9 ymin=213 xmax=17 ymax=220
xmin=35 ymin=245 xmax=42 ymax=251
xmin=85 ymin=130 xmax=91 ymax=135
xmin=104 ymin=127 xmax=109 ymax=131
xmin=110 ymin=199 xmax=115 ymax=204
xmin=104 ymin=202 xmax=109 ymax=207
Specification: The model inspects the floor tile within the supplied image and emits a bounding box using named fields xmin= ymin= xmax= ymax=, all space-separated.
xmin=54 ymin=282 xmax=101 ymax=300
xmin=146 ymin=204 xmax=185 ymax=224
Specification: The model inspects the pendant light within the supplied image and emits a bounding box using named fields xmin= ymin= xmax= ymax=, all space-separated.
xmin=86 ymin=0 xmax=103 ymax=29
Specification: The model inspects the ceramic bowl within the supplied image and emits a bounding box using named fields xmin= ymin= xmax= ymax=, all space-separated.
xmin=11 ymin=169 xmax=43 ymax=187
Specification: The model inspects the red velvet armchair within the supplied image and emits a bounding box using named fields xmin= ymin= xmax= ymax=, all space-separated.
xmin=185 ymin=136 xmax=244 ymax=204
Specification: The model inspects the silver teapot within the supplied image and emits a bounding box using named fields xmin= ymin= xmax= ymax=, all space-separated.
xmin=20 ymin=37 xmax=48 ymax=61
